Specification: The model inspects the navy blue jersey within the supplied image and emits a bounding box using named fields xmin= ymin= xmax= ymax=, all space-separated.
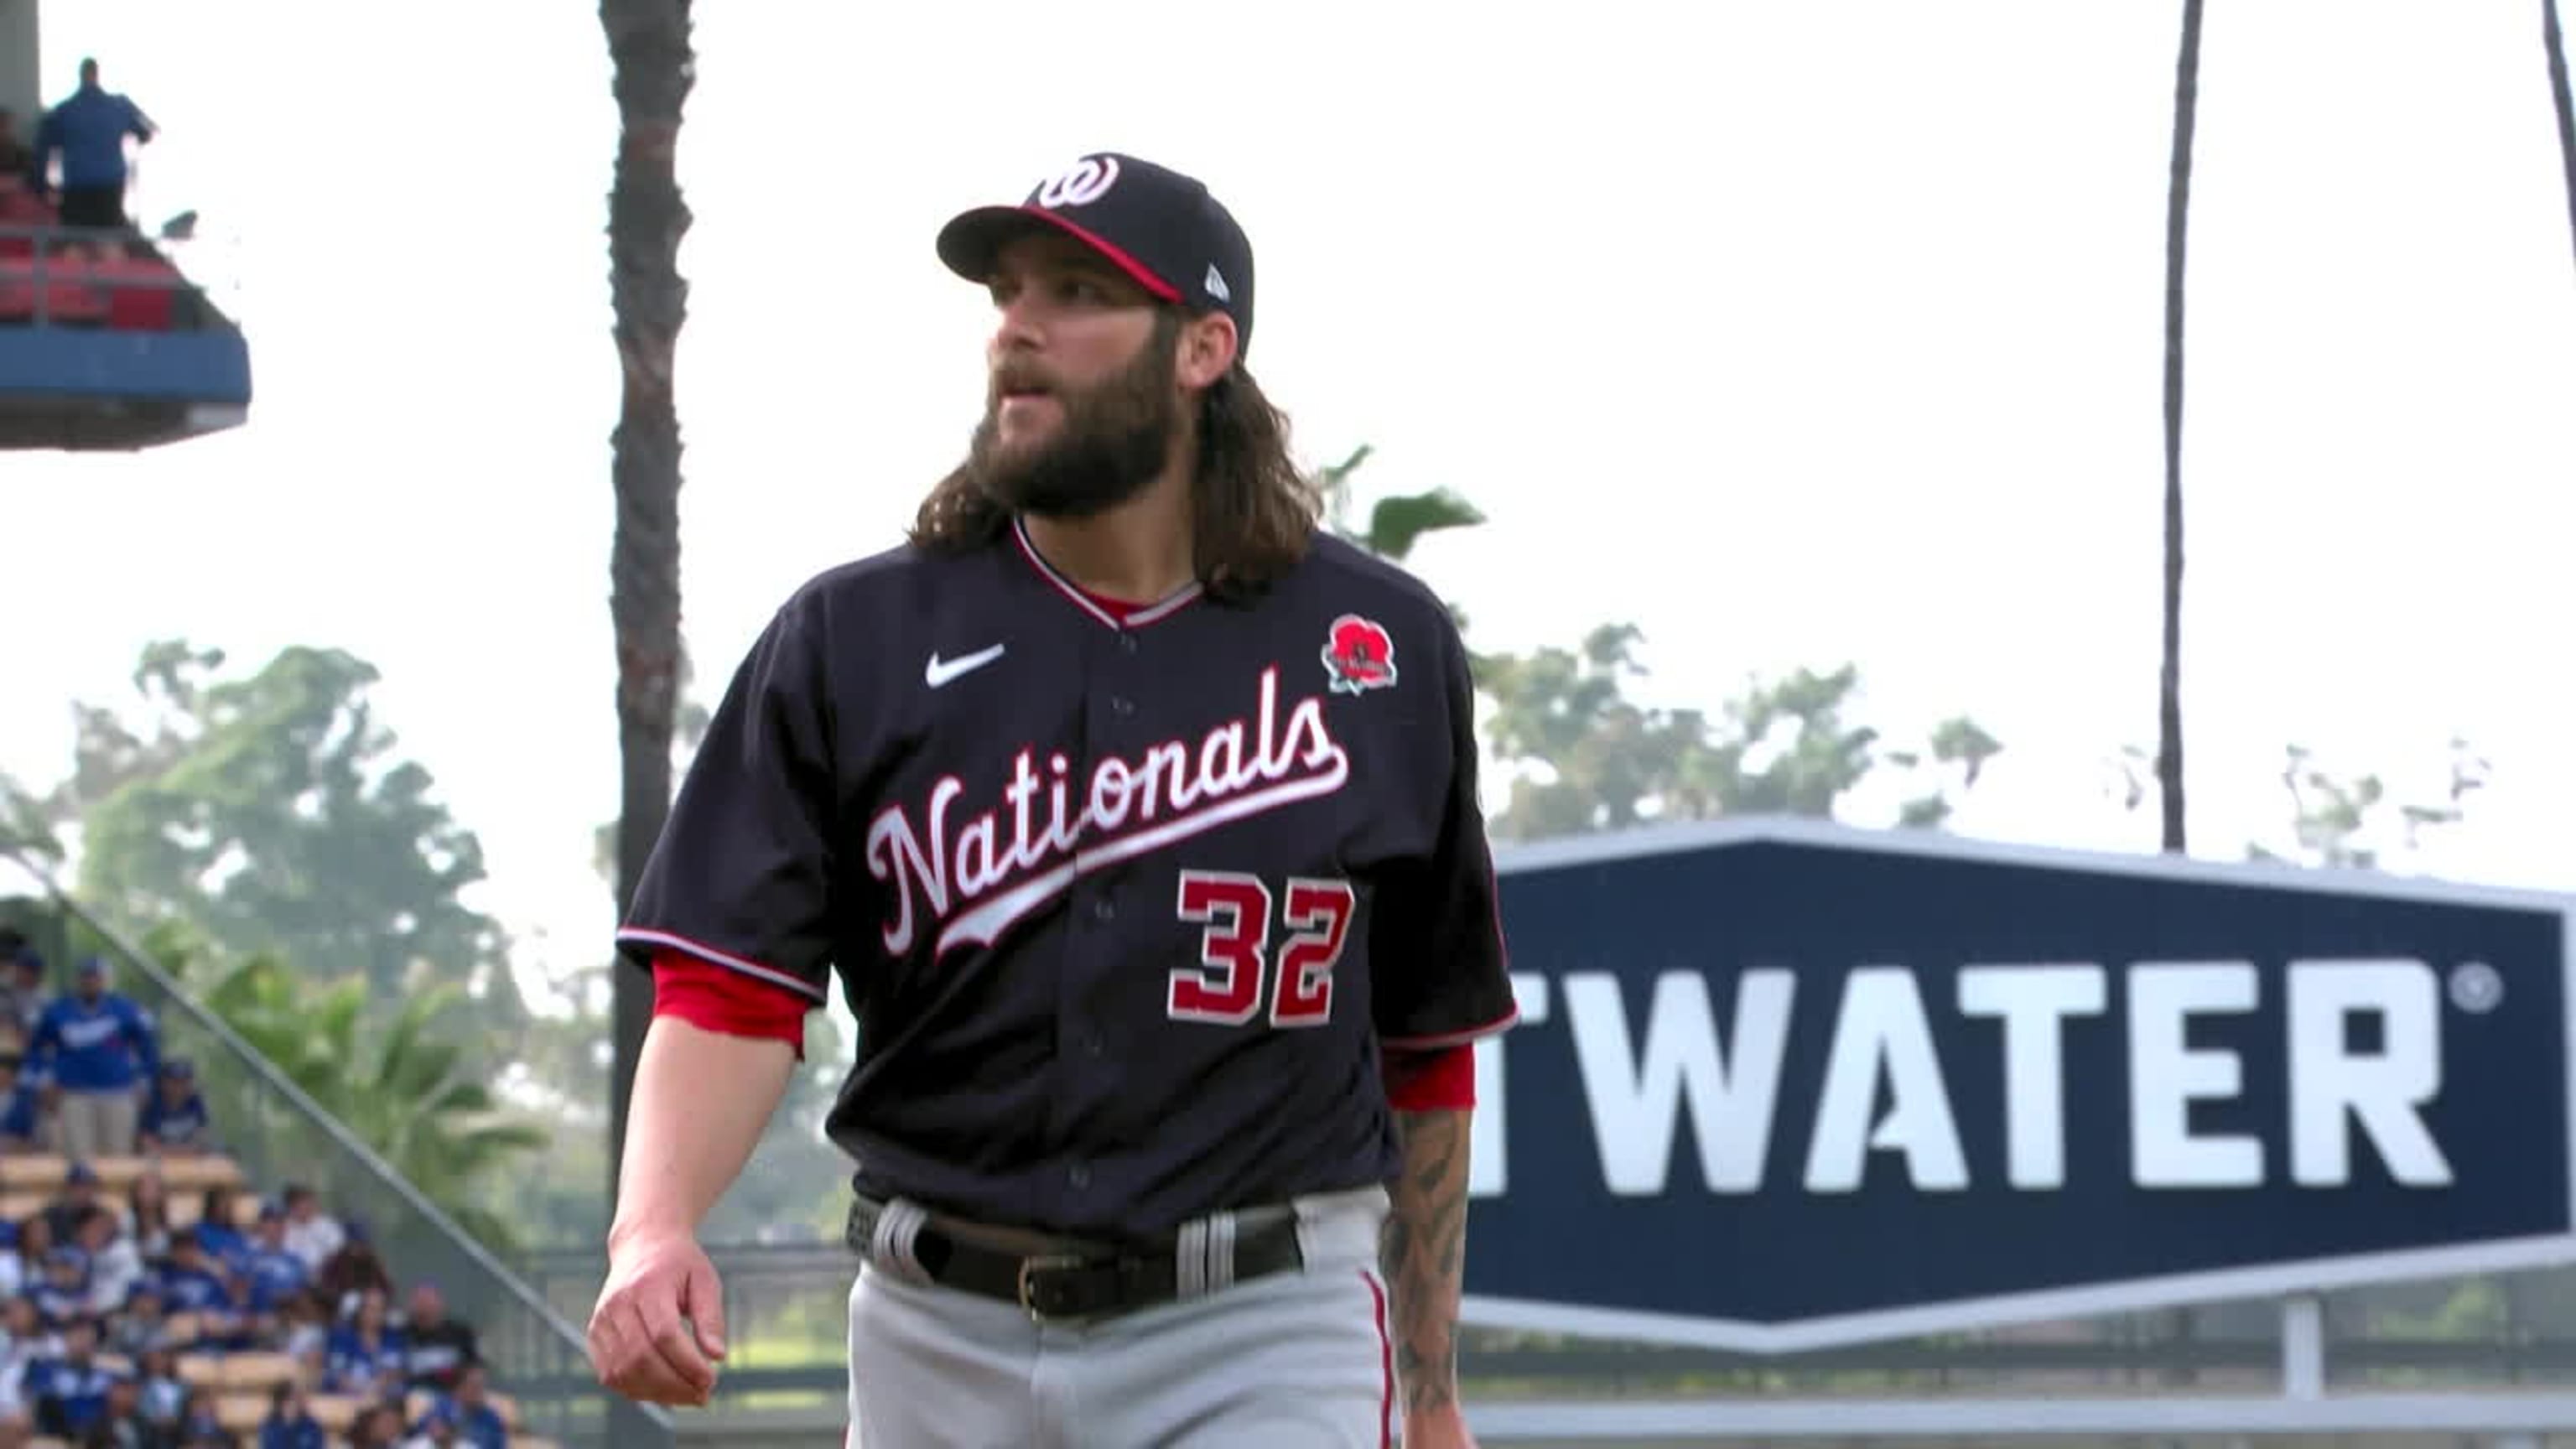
xmin=617 ymin=521 xmax=1518 ymax=1239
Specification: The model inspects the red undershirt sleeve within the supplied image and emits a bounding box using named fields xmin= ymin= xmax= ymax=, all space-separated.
xmin=652 ymin=949 xmax=812 ymax=1059
xmin=1382 ymin=1041 xmax=1477 ymax=1111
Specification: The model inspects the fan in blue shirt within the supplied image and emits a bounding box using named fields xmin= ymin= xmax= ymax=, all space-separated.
xmin=242 ymin=1205 xmax=310 ymax=1317
xmin=29 ymin=59 xmax=153 ymax=196
xmin=32 ymin=1247 xmax=91 ymax=1327
xmin=322 ymin=1289 xmax=407 ymax=1398
xmin=139 ymin=1057 xmax=215 ymax=1155
xmin=156 ymin=1228 xmax=249 ymax=1347
xmin=424 ymin=1363 xmax=512 ymax=1449
xmin=29 ymin=960 xmax=158 ymax=1093
xmin=190 ymin=1187 xmax=252 ymax=1273
xmin=257 ymin=1382 xmax=327 ymax=1449
xmin=26 ymin=1318 xmax=123 ymax=1438
xmin=29 ymin=959 xmax=160 ymax=1162
xmin=0 ymin=1055 xmax=41 ymax=1150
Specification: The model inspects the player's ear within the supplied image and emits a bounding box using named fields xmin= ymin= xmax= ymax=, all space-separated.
xmin=1175 ymin=309 xmax=1239 ymax=392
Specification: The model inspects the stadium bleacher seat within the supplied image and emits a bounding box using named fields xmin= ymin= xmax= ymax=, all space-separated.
xmin=407 ymin=1384 xmax=523 ymax=1436
xmin=0 ymin=1155 xmax=66 ymax=1192
xmin=0 ymin=267 xmax=106 ymax=327
xmin=89 ymin=255 xmax=179 ymax=331
xmin=3 ymin=1140 xmax=528 ymax=1443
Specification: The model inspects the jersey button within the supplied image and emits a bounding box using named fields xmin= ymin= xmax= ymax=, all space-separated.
xmin=1090 ymin=897 xmax=1116 ymax=924
xmin=1117 ymin=632 xmax=1140 ymax=656
xmin=1082 ymin=1032 xmax=1106 ymax=1058
xmin=1110 ymin=696 xmax=1135 ymax=717
xmin=1067 ymin=1163 xmax=1092 ymax=1189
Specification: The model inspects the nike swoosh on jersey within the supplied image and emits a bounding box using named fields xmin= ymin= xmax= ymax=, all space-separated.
xmin=925 ymin=643 xmax=1007 ymax=688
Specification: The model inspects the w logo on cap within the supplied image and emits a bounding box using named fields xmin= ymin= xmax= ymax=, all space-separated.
xmin=1034 ymin=156 xmax=1121 ymax=210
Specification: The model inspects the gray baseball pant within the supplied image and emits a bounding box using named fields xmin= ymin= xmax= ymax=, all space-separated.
xmin=843 ymin=1185 xmax=1394 ymax=1448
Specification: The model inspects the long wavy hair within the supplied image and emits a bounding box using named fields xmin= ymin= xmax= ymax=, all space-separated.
xmin=907 ymin=309 xmax=1323 ymax=600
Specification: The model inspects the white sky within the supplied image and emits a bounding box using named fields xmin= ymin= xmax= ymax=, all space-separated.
xmin=8 ymin=1 xmax=2575 ymax=1021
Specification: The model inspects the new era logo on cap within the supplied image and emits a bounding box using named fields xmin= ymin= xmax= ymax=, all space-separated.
xmin=936 ymin=151 xmax=1258 ymax=357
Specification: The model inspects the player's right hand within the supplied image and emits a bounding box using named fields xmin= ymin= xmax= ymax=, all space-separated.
xmin=587 ymin=1225 xmax=730 ymax=1407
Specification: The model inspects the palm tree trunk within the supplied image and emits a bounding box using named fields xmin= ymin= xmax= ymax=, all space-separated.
xmin=2157 ymin=0 xmax=2205 ymax=860
xmin=2154 ymin=0 xmax=2207 ymax=1387
xmin=2547 ymin=0 xmax=2576 ymax=272
xmin=601 ymin=0 xmax=695 ymax=1217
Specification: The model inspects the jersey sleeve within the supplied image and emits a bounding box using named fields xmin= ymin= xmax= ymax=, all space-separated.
xmin=1368 ymin=610 xmax=1519 ymax=1049
xmin=614 ymin=600 xmax=841 ymax=1005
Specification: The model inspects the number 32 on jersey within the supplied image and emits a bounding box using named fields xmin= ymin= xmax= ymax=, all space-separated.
xmin=1168 ymin=869 xmax=1356 ymax=1028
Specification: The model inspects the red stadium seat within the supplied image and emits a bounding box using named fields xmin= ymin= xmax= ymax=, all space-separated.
xmin=37 ymin=278 xmax=109 ymax=326
xmin=88 ymin=255 xmax=179 ymax=331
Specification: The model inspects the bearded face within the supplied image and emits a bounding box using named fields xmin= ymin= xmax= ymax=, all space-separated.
xmin=963 ymin=313 xmax=1183 ymax=520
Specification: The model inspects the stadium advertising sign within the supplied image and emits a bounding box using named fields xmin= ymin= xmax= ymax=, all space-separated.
xmin=1460 ymin=818 xmax=2576 ymax=1353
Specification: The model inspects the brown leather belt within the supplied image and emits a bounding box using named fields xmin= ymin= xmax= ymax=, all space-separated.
xmin=845 ymin=1195 xmax=1306 ymax=1323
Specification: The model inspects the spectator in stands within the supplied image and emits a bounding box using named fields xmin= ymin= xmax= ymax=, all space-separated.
xmin=81 ymin=1370 xmax=149 ymax=1446
xmin=71 ymin=1205 xmax=143 ymax=1316
xmin=173 ymin=1386 xmax=231 ymax=1446
xmin=34 ymin=1248 xmax=91 ymax=1327
xmin=395 ymin=1282 xmax=476 ymax=1394
xmin=191 ymin=1187 xmax=247 ymax=1270
xmin=241 ymin=1205 xmax=307 ymax=1333
xmin=28 ymin=60 xmax=155 ymax=234
xmin=397 ymin=1398 xmax=463 ymax=1448
xmin=275 ymin=1187 xmax=340 ymax=1277
xmin=8 ymin=1223 xmax=53 ymax=1306
xmin=124 ymin=1176 xmax=171 ymax=1262
xmin=426 ymin=1362 xmax=505 ymax=1449
xmin=322 ymin=1287 xmax=402 ymax=1399
xmin=0 ymin=1057 xmax=42 ymax=1154
xmin=45 ymin=1162 xmax=110 ymax=1245
xmin=132 ymin=1347 xmax=183 ymax=1435
xmin=0 ymin=1297 xmax=43 ymax=1427
xmin=0 ymin=111 xmax=25 ymax=184
xmin=344 ymin=1402 xmax=402 ymax=1448
xmin=0 ymin=935 xmax=28 ymax=1035
xmin=315 ymin=1230 xmax=389 ymax=1321
xmin=0 ymin=949 xmax=48 ymax=1043
xmin=105 ymin=1283 xmax=175 ymax=1359
xmin=25 ymin=1315 xmax=118 ymax=1438
xmin=155 ymin=1229 xmax=245 ymax=1348
xmin=255 ymin=1380 xmax=323 ymax=1449
xmin=138 ymin=1058 xmax=213 ymax=1157
xmin=0 ymin=1223 xmax=20 ymax=1301
xmin=29 ymin=958 xmax=160 ymax=1162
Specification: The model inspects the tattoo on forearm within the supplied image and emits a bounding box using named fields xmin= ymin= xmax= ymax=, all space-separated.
xmin=1380 ymin=1108 xmax=1470 ymax=1415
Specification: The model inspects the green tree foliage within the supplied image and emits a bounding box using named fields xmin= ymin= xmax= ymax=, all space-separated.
xmin=1478 ymin=641 xmax=1998 ymax=840
xmin=2248 ymin=738 xmax=2491 ymax=870
xmin=1318 ymin=446 xmax=2003 ymax=839
xmin=2101 ymin=735 xmax=2491 ymax=870
xmin=46 ymin=641 xmax=520 ymax=1022
xmin=0 ymin=771 xmax=61 ymax=864
xmin=513 ymin=954 xmax=854 ymax=1249
xmin=530 ymin=657 xmax=849 ymax=1248
xmin=138 ymin=920 xmax=549 ymax=1254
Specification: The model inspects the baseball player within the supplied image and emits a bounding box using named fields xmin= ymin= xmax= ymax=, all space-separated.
xmin=585 ymin=150 xmax=1519 ymax=1448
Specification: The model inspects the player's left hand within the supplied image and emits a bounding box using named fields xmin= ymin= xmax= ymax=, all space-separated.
xmin=1402 ymin=1404 xmax=1478 ymax=1448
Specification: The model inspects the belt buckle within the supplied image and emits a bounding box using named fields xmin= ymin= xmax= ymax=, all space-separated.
xmin=1015 ymin=1254 xmax=1086 ymax=1323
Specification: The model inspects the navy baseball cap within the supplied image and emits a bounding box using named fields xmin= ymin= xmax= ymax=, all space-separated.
xmin=936 ymin=152 xmax=1257 ymax=359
